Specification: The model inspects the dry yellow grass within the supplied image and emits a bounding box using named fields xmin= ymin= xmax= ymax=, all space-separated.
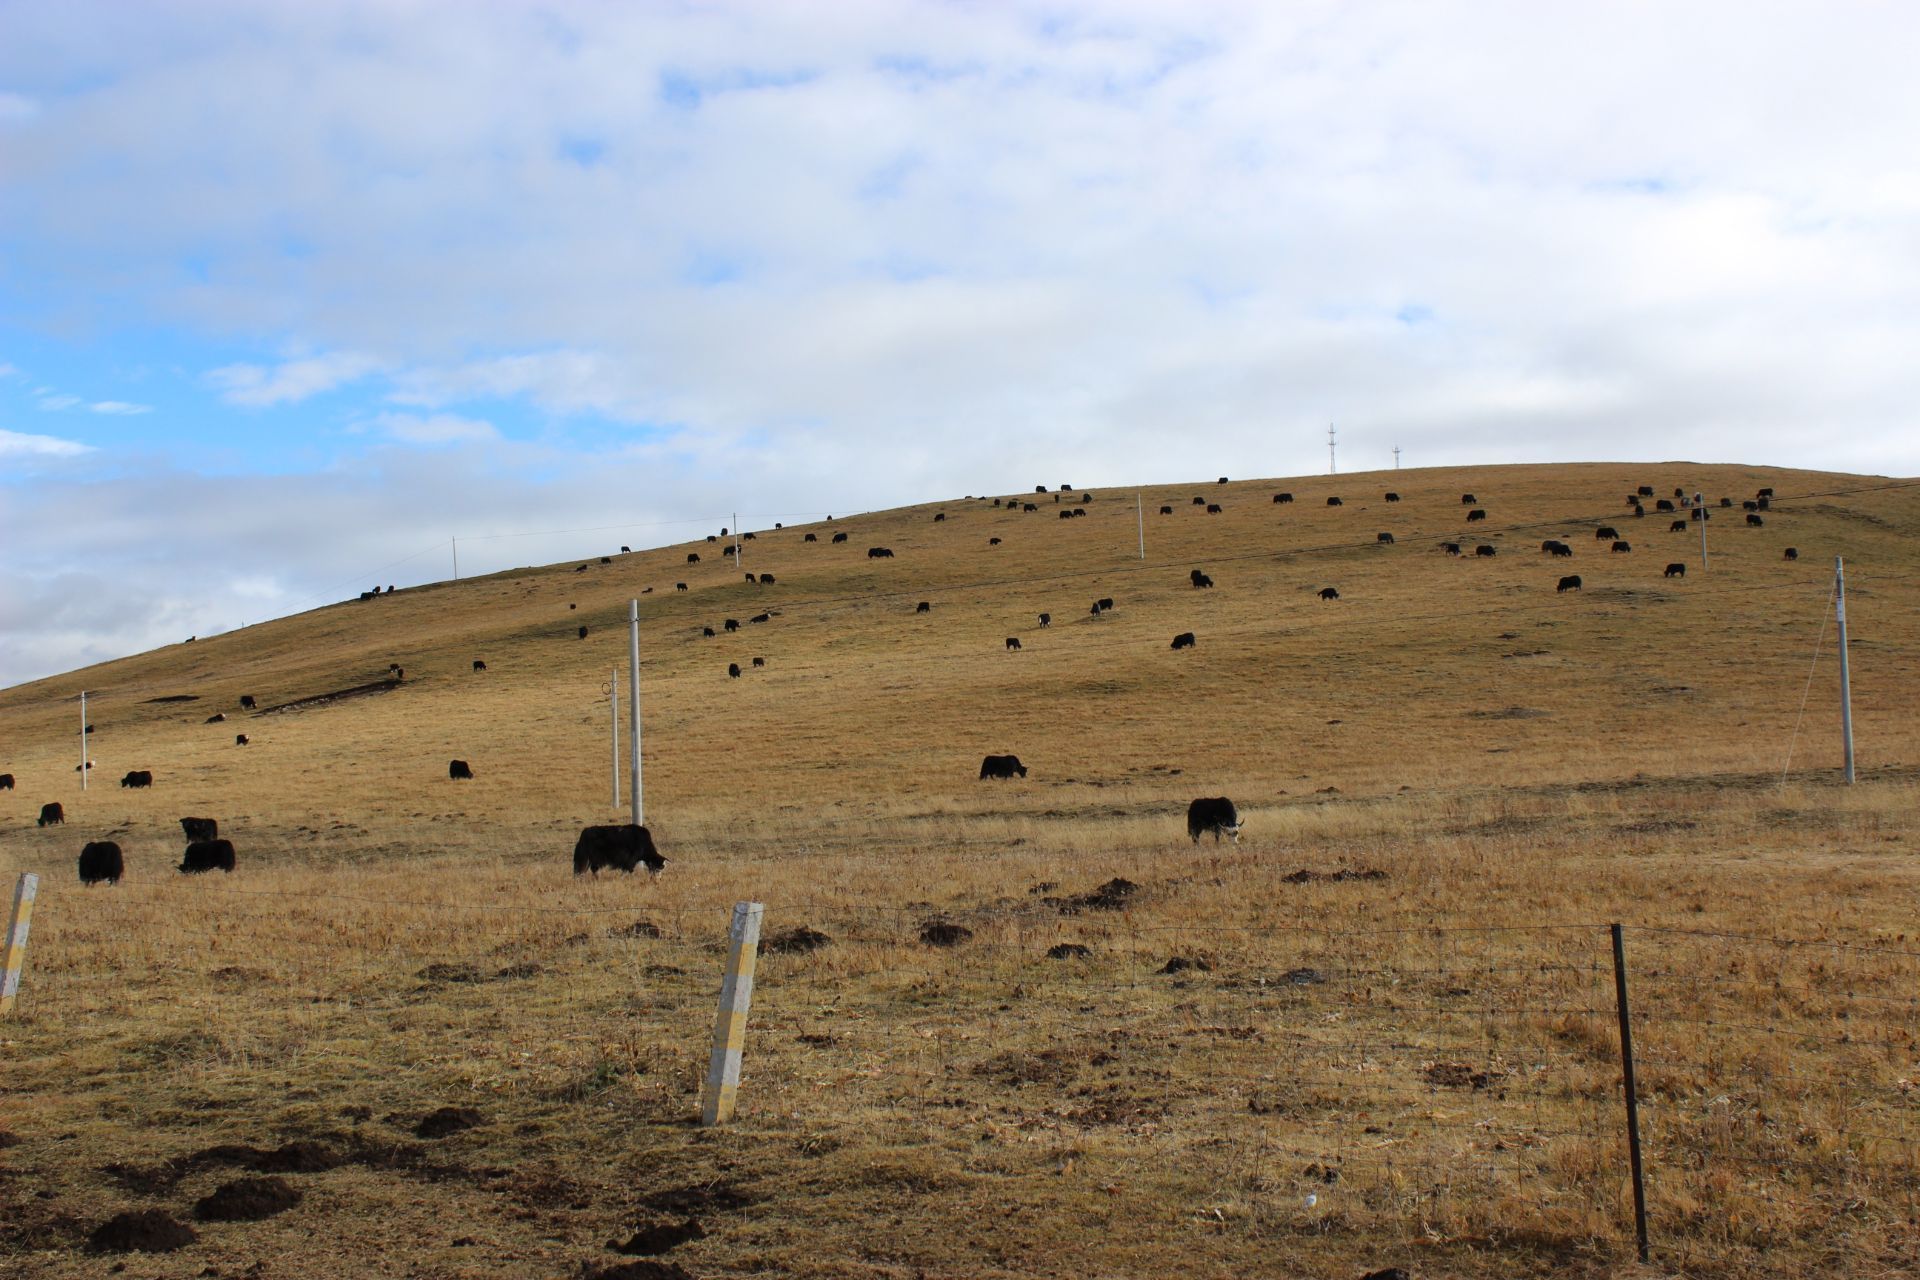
xmin=2 ymin=461 xmax=1918 ymax=1279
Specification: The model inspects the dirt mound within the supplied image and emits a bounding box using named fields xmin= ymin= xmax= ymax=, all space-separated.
xmin=1160 ymin=955 xmax=1212 ymax=974
xmin=89 ymin=1209 xmax=197 ymax=1253
xmin=1047 ymin=943 xmax=1091 ymax=959
xmin=608 ymin=1217 xmax=707 ymax=1255
xmin=613 ymin=920 xmax=662 ymax=938
xmin=919 ymin=921 xmax=972 ymax=947
xmin=194 ymin=1175 xmax=303 ymax=1221
xmin=1422 ymin=1062 xmax=1502 ymax=1090
xmin=760 ymin=926 xmax=830 ymax=955
xmin=415 ymin=1107 xmax=484 ymax=1139
xmin=494 ymin=962 xmax=540 ymax=979
xmin=1282 ymin=868 xmax=1388 ymax=884
xmin=584 ymin=1262 xmax=696 ymax=1280
xmin=1042 ymin=877 xmax=1140 ymax=914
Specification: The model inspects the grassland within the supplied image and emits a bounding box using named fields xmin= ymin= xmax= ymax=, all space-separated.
xmin=2 ymin=461 xmax=1918 ymax=1279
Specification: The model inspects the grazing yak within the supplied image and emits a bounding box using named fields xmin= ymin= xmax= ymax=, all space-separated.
xmin=703 ymin=626 xmax=716 ymax=637
xmin=1187 ymin=797 xmax=1242 ymax=843
xmin=1005 ymin=637 xmax=1022 ymax=650
xmin=240 ymin=695 xmax=256 ymax=709
xmin=180 ymin=839 xmax=237 ymax=874
xmin=573 ymin=824 xmax=666 ymax=876
xmin=988 ymin=537 xmax=1001 ymax=545
xmin=1326 ymin=496 xmax=1343 ymax=506
xmin=120 ymin=769 xmax=153 ymax=788
xmin=749 ymin=612 xmax=770 ymax=623
xmin=235 ymin=734 xmax=249 ymax=746
xmin=868 ymin=546 xmax=894 ymax=558
xmin=1785 ymin=547 xmax=1799 ymax=560
xmin=1656 ymin=499 xmax=1675 ymax=512
xmin=1191 ymin=571 xmax=1214 ymax=588
xmin=206 ymin=712 xmax=226 ymax=724
xmin=1595 ymin=526 xmax=1618 ymax=540
xmin=1038 ymin=612 xmax=1051 ymax=627
xmin=1171 ymin=632 xmax=1196 ymax=649
xmin=1206 ymin=503 xmax=1223 ymax=514
xmin=979 ymin=754 xmax=1028 ymax=780
xmin=1384 ymin=492 xmax=1400 ymax=502
xmin=752 ymin=657 xmax=765 ymax=668
xmin=473 ymin=660 xmax=486 ymax=671
xmin=916 ymin=601 xmax=931 ymax=613
xmin=1461 ymin=493 xmax=1477 ymax=505
xmin=1670 ymin=520 xmax=1689 ymax=532
xmin=1557 ymin=575 xmax=1582 ymax=592
xmin=1376 ymin=532 xmax=1394 ymax=544
xmin=1475 ymin=545 xmax=1497 ymax=557
xmin=1638 ymin=485 xmax=1655 ymax=497
xmin=1665 ymin=563 xmax=1687 ymax=578
xmin=1274 ymin=492 xmax=1293 ymax=503
xmin=38 ymin=802 xmax=64 ymax=827
xmin=687 ymin=553 xmax=701 ymax=563
xmin=676 ymin=582 xmax=688 ymax=591
xmin=804 ymin=532 xmax=817 ymax=542
xmin=1318 ymin=587 xmax=1340 ymax=600
xmin=181 ymin=817 xmax=218 ymax=842
xmin=1160 ymin=505 xmax=1174 ymax=515
xmin=1192 ymin=496 xmax=1206 ymax=506
xmin=1097 ymin=597 xmax=1114 ymax=611
xmin=0 ymin=773 xmax=12 ymax=790
xmin=449 ymin=759 xmax=474 ymax=780
xmin=1441 ymin=542 xmax=1461 ymax=556
xmin=832 ymin=531 xmax=849 ymax=543
xmin=578 ymin=626 xmax=589 ymax=639
xmin=1747 ymin=513 xmax=1764 ymax=527
xmin=934 ymin=513 xmax=946 ymax=522
xmin=728 ymin=663 xmax=742 ymax=678
xmin=1466 ymin=509 xmax=1487 ymax=522
xmin=1758 ymin=487 xmax=1775 ymax=498
xmin=725 ymin=618 xmax=740 ymax=632
xmin=1611 ymin=540 xmax=1632 ymax=553
xmin=79 ymin=841 xmax=124 ymax=885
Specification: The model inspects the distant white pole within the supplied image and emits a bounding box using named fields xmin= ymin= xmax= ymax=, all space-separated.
xmin=1835 ymin=558 xmax=1855 ymax=785
xmin=79 ymin=690 xmax=87 ymax=791
xmin=609 ymin=667 xmax=620 ymax=809
xmin=733 ymin=511 xmax=741 ymax=576
xmin=628 ymin=600 xmax=643 ymax=826
xmin=452 ymin=537 xmax=459 ymax=581
xmin=1393 ymin=445 xmax=1401 ymax=470
xmin=1695 ymin=492 xmax=1708 ymax=571
xmin=1328 ymin=423 xmax=1337 ymax=475
xmin=1136 ymin=493 xmax=1145 ymax=560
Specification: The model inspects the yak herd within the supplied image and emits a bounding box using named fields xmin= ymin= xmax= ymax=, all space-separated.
xmin=12 ymin=476 xmax=1801 ymax=891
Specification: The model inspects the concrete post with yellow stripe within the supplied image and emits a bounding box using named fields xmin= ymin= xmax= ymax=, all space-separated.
xmin=2 ymin=873 xmax=39 ymax=1017
xmin=700 ymin=900 xmax=763 ymax=1126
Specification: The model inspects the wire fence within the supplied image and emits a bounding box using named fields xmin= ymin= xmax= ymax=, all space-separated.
xmin=6 ymin=870 xmax=1915 ymax=1265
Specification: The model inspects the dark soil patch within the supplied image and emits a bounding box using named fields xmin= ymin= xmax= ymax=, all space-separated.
xmin=494 ymin=962 xmax=540 ymax=980
xmin=760 ymin=925 xmax=831 ymax=955
xmin=1047 ymin=943 xmax=1092 ymax=960
xmin=144 ymin=695 xmax=200 ymax=703
xmin=418 ymin=962 xmax=485 ymax=984
xmin=1042 ymin=877 xmax=1139 ymax=914
xmin=100 ymin=1158 xmax=193 ymax=1195
xmin=1467 ymin=705 xmax=1549 ymax=720
xmin=1281 ymin=967 xmax=1327 ymax=985
xmin=1282 ymin=868 xmax=1388 ymax=884
xmin=609 ymin=1218 xmax=707 ymax=1255
xmin=584 ymin=1262 xmax=696 ymax=1280
xmin=414 ymin=1107 xmax=484 ymax=1139
xmin=193 ymin=1175 xmax=302 ymax=1222
xmin=89 ymin=1209 xmax=197 ymax=1253
xmin=256 ymin=680 xmax=400 ymax=715
xmin=0 ymin=1130 xmax=19 ymax=1148
xmin=1160 ymin=955 xmax=1212 ymax=974
xmin=254 ymin=1140 xmax=345 ymax=1173
xmin=1 ymin=1208 xmax=87 ymax=1251
xmin=919 ymin=921 xmax=973 ymax=947
xmin=638 ymin=1183 xmax=753 ymax=1216
xmin=1423 ymin=1061 xmax=1503 ymax=1090
xmin=613 ymin=920 xmax=662 ymax=939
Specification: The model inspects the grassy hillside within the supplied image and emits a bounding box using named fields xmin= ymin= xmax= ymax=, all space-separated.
xmin=2 ymin=461 xmax=1918 ymax=1279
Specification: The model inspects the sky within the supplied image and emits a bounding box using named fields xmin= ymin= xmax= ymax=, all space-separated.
xmin=3 ymin=1 xmax=1918 ymax=688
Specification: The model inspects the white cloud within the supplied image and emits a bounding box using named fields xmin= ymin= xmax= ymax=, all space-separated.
xmin=0 ymin=91 xmax=38 ymax=123
xmin=36 ymin=393 xmax=80 ymax=410
xmin=89 ymin=400 xmax=152 ymax=414
xmin=371 ymin=411 xmax=499 ymax=446
xmin=0 ymin=427 xmax=93 ymax=457
xmin=206 ymin=351 xmax=381 ymax=406
xmin=0 ymin=362 xmax=20 ymax=379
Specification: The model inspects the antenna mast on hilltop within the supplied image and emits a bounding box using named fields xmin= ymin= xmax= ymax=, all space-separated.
xmin=1393 ymin=445 xmax=1401 ymax=470
xmin=1327 ymin=423 xmax=1337 ymax=475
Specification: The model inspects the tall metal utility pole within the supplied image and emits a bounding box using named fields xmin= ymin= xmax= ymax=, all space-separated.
xmin=608 ymin=668 xmax=620 ymax=809
xmin=1393 ymin=445 xmax=1401 ymax=470
xmin=79 ymin=691 xmax=88 ymax=791
xmin=452 ymin=536 xmax=459 ymax=581
xmin=1328 ymin=423 xmax=1337 ymax=475
xmin=628 ymin=600 xmax=644 ymax=824
xmin=1835 ymin=558 xmax=1855 ymax=785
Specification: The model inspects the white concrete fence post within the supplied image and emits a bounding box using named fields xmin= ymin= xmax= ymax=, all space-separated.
xmin=701 ymin=900 xmax=764 ymax=1126
xmin=2 ymin=873 xmax=40 ymax=1017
